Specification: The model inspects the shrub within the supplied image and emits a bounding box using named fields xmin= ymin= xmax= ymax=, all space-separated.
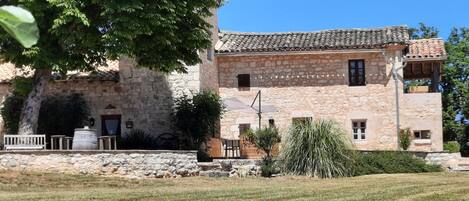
xmin=279 ymin=119 xmax=356 ymax=178
xmin=1 ymin=93 xmax=89 ymax=138
xmin=353 ymin=151 xmax=441 ymax=176
xmin=119 ymin=129 xmax=158 ymax=150
xmin=399 ymin=128 xmax=411 ymax=150
xmin=197 ymin=150 xmax=213 ymax=162
xmin=0 ymin=92 xmax=26 ymax=134
xmin=444 ymin=141 xmax=460 ymax=153
xmin=242 ymin=127 xmax=281 ymax=177
xmin=38 ymin=93 xmax=90 ymax=137
xmin=260 ymin=157 xmax=278 ymax=177
xmin=173 ymin=90 xmax=224 ymax=149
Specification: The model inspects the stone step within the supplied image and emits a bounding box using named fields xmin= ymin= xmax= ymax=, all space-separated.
xmin=197 ymin=162 xmax=222 ymax=171
xmin=199 ymin=170 xmax=230 ymax=177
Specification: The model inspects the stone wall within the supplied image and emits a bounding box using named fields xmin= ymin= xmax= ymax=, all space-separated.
xmin=217 ymin=49 xmax=443 ymax=154
xmin=0 ymin=150 xmax=198 ymax=178
xmin=402 ymin=93 xmax=443 ymax=151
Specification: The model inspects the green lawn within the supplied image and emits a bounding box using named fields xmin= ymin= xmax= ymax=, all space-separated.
xmin=1 ymin=171 xmax=469 ymax=201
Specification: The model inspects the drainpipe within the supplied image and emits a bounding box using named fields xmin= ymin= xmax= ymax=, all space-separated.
xmin=392 ymin=58 xmax=401 ymax=150
xmin=392 ymin=50 xmax=406 ymax=150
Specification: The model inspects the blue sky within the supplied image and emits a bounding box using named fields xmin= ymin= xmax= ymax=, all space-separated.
xmin=218 ymin=0 xmax=468 ymax=39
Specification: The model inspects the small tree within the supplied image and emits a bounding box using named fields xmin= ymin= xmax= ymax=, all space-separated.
xmin=242 ymin=127 xmax=281 ymax=177
xmin=399 ymin=128 xmax=412 ymax=151
xmin=174 ymin=90 xmax=224 ymax=149
xmin=242 ymin=127 xmax=281 ymax=161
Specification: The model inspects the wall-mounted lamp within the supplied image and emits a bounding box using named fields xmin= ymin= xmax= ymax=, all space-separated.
xmin=89 ymin=117 xmax=95 ymax=127
xmin=125 ymin=119 xmax=134 ymax=129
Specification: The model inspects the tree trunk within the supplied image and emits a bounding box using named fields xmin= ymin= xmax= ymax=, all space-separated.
xmin=17 ymin=69 xmax=51 ymax=135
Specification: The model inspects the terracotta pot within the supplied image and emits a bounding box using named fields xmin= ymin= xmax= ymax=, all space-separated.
xmin=408 ymin=86 xmax=429 ymax=93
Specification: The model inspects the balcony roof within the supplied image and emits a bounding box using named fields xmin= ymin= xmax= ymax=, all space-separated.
xmin=405 ymin=38 xmax=447 ymax=61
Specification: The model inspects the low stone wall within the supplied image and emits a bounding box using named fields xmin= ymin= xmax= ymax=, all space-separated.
xmin=0 ymin=150 xmax=199 ymax=178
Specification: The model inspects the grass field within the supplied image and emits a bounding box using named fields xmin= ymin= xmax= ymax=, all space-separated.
xmin=1 ymin=171 xmax=469 ymax=201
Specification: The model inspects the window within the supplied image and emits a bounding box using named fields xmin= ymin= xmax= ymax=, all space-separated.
xmin=207 ymin=49 xmax=213 ymax=62
xmin=239 ymin=124 xmax=251 ymax=136
xmin=268 ymin=119 xmax=275 ymax=128
xmin=237 ymin=74 xmax=250 ymax=89
xmin=292 ymin=117 xmax=312 ymax=125
xmin=352 ymin=120 xmax=366 ymax=140
xmin=349 ymin=60 xmax=366 ymax=86
xmin=414 ymin=130 xmax=431 ymax=139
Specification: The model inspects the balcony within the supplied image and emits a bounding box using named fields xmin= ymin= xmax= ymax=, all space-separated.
xmin=403 ymin=60 xmax=443 ymax=94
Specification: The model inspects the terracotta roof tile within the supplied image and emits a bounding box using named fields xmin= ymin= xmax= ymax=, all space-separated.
xmin=406 ymin=38 xmax=447 ymax=60
xmin=216 ymin=26 xmax=410 ymax=53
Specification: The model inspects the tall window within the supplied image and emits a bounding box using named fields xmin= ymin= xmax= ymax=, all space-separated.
xmin=352 ymin=120 xmax=366 ymax=140
xmin=237 ymin=74 xmax=250 ymax=90
xmin=349 ymin=60 xmax=366 ymax=86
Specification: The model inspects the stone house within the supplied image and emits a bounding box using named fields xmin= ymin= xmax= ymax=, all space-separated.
xmin=214 ymin=27 xmax=446 ymax=157
xmin=0 ymin=9 xmax=447 ymax=156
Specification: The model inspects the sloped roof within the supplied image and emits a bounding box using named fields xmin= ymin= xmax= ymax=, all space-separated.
xmin=216 ymin=26 xmax=410 ymax=53
xmin=406 ymin=38 xmax=447 ymax=61
xmin=0 ymin=60 xmax=119 ymax=83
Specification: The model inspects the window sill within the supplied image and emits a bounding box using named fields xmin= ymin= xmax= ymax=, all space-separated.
xmin=413 ymin=139 xmax=432 ymax=145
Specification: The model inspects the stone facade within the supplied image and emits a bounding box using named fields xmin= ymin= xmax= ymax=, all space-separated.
xmin=217 ymin=49 xmax=443 ymax=152
xmin=0 ymin=150 xmax=198 ymax=178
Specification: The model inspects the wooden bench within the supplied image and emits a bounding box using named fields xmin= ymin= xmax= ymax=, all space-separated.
xmin=3 ymin=135 xmax=46 ymax=150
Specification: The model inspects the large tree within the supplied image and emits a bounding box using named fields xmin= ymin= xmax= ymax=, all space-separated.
xmin=442 ymin=28 xmax=468 ymax=142
xmin=409 ymin=23 xmax=439 ymax=39
xmin=0 ymin=0 xmax=219 ymax=135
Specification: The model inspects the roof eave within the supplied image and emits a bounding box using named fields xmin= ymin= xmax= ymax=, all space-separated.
xmin=215 ymin=48 xmax=388 ymax=57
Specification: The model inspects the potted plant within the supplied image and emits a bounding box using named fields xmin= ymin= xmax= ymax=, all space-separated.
xmin=407 ymin=80 xmax=429 ymax=93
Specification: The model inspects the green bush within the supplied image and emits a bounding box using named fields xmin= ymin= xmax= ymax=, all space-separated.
xmin=38 ymin=93 xmax=90 ymax=137
xmin=279 ymin=119 xmax=356 ymax=178
xmin=173 ymin=90 xmax=224 ymax=149
xmin=119 ymin=129 xmax=158 ymax=150
xmin=353 ymin=151 xmax=441 ymax=176
xmin=197 ymin=150 xmax=213 ymax=162
xmin=260 ymin=157 xmax=278 ymax=177
xmin=1 ymin=93 xmax=89 ymax=137
xmin=0 ymin=92 xmax=26 ymax=134
xmin=443 ymin=141 xmax=460 ymax=153
xmin=399 ymin=128 xmax=411 ymax=150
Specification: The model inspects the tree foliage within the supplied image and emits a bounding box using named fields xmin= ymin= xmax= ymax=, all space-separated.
xmin=409 ymin=23 xmax=439 ymax=39
xmin=442 ymin=28 xmax=469 ymax=142
xmin=0 ymin=5 xmax=38 ymax=47
xmin=0 ymin=0 xmax=218 ymax=72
